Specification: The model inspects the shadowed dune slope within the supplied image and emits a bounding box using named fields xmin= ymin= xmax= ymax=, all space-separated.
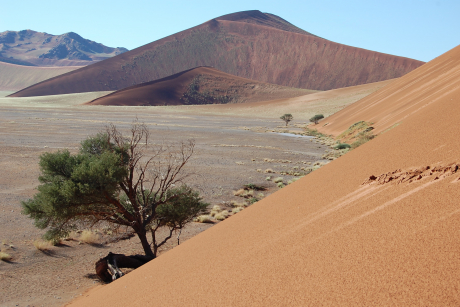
xmin=68 ymin=46 xmax=460 ymax=306
xmin=10 ymin=10 xmax=423 ymax=97
xmin=317 ymin=43 xmax=460 ymax=136
xmin=0 ymin=62 xmax=77 ymax=91
xmin=85 ymin=66 xmax=316 ymax=106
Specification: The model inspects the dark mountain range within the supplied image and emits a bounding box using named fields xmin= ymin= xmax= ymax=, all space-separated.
xmin=10 ymin=10 xmax=424 ymax=97
xmin=0 ymin=30 xmax=128 ymax=66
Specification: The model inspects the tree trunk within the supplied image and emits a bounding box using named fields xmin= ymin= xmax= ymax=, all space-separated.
xmin=136 ymin=229 xmax=155 ymax=258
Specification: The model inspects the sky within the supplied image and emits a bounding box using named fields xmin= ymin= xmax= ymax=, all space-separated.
xmin=1 ymin=0 xmax=459 ymax=62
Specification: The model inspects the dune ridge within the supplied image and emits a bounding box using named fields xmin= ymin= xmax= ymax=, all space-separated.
xmin=68 ymin=44 xmax=460 ymax=306
xmin=10 ymin=10 xmax=423 ymax=97
xmin=85 ymin=66 xmax=316 ymax=106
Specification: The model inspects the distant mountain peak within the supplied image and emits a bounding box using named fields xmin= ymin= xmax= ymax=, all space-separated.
xmin=0 ymin=30 xmax=128 ymax=66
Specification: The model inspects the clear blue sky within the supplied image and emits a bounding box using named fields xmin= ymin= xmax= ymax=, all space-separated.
xmin=1 ymin=0 xmax=459 ymax=62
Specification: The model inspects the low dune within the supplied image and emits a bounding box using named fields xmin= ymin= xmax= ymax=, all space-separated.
xmin=67 ymin=45 xmax=460 ymax=306
xmin=0 ymin=62 xmax=77 ymax=91
xmin=0 ymin=91 xmax=112 ymax=108
xmin=85 ymin=67 xmax=315 ymax=106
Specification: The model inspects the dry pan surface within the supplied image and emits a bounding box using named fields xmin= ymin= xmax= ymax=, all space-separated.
xmin=0 ymin=102 xmax=330 ymax=307
xmin=68 ymin=45 xmax=460 ymax=306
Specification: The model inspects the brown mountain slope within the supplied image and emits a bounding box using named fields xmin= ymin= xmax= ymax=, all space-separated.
xmin=0 ymin=30 xmax=128 ymax=67
xmin=68 ymin=46 xmax=460 ymax=306
xmin=85 ymin=66 xmax=316 ymax=106
xmin=316 ymin=44 xmax=460 ymax=136
xmin=9 ymin=10 xmax=423 ymax=97
xmin=0 ymin=61 xmax=78 ymax=91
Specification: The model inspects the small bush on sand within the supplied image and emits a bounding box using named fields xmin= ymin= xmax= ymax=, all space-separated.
xmin=214 ymin=210 xmax=229 ymax=221
xmin=33 ymin=240 xmax=52 ymax=251
xmin=309 ymin=114 xmax=324 ymax=125
xmin=273 ymin=177 xmax=284 ymax=183
xmin=351 ymin=133 xmax=374 ymax=149
xmin=265 ymin=176 xmax=271 ymax=181
xmin=79 ymin=230 xmax=100 ymax=244
xmin=0 ymin=251 xmax=12 ymax=261
xmin=194 ymin=215 xmax=213 ymax=223
xmin=248 ymin=197 xmax=258 ymax=205
xmin=264 ymin=168 xmax=274 ymax=173
xmin=277 ymin=182 xmax=285 ymax=188
xmin=334 ymin=143 xmax=351 ymax=150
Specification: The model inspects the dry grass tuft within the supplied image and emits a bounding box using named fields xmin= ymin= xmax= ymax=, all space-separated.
xmin=79 ymin=230 xmax=100 ymax=244
xmin=215 ymin=210 xmax=229 ymax=220
xmin=232 ymin=207 xmax=244 ymax=214
xmin=33 ymin=240 xmax=52 ymax=251
xmin=194 ymin=215 xmax=213 ymax=223
xmin=273 ymin=177 xmax=284 ymax=183
xmin=233 ymin=189 xmax=246 ymax=197
xmin=0 ymin=251 xmax=12 ymax=261
xmin=264 ymin=168 xmax=274 ymax=173
xmin=210 ymin=205 xmax=222 ymax=217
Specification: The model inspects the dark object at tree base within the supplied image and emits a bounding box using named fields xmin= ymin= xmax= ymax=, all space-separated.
xmin=96 ymin=252 xmax=154 ymax=282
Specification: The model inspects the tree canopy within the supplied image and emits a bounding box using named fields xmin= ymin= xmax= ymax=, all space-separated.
xmin=22 ymin=122 xmax=208 ymax=258
xmin=280 ymin=114 xmax=293 ymax=126
xmin=309 ymin=114 xmax=324 ymax=125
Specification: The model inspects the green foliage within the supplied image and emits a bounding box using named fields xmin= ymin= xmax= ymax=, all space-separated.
xmin=309 ymin=114 xmax=324 ymax=124
xmin=156 ymin=185 xmax=208 ymax=228
xmin=334 ymin=143 xmax=351 ymax=150
xmin=351 ymin=133 xmax=375 ymax=149
xmin=280 ymin=114 xmax=293 ymax=126
xmin=22 ymin=123 xmax=198 ymax=257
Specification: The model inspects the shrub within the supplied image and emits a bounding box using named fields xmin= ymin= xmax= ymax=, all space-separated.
xmin=210 ymin=205 xmax=222 ymax=217
xmin=309 ymin=114 xmax=324 ymax=125
xmin=33 ymin=240 xmax=52 ymax=251
xmin=214 ymin=210 xmax=229 ymax=220
xmin=248 ymin=197 xmax=258 ymax=205
xmin=280 ymin=114 xmax=293 ymax=126
xmin=0 ymin=252 xmax=12 ymax=261
xmin=334 ymin=143 xmax=351 ymax=150
xmin=273 ymin=177 xmax=284 ymax=183
xmin=79 ymin=230 xmax=100 ymax=244
xmin=264 ymin=168 xmax=274 ymax=173
xmin=232 ymin=207 xmax=244 ymax=214
xmin=277 ymin=182 xmax=285 ymax=188
xmin=194 ymin=215 xmax=213 ymax=223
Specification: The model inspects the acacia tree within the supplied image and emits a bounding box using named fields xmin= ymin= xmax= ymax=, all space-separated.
xmin=309 ymin=114 xmax=324 ymax=125
xmin=280 ymin=114 xmax=293 ymax=126
xmin=22 ymin=121 xmax=208 ymax=259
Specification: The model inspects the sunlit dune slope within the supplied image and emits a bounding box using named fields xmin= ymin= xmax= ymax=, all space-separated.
xmin=68 ymin=45 xmax=460 ymax=306
xmin=10 ymin=10 xmax=423 ymax=97
xmin=85 ymin=67 xmax=315 ymax=106
xmin=0 ymin=62 xmax=77 ymax=91
xmin=317 ymin=44 xmax=460 ymax=136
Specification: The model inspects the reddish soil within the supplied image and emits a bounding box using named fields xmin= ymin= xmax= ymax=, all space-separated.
xmin=0 ymin=104 xmax=330 ymax=307
xmin=85 ymin=67 xmax=315 ymax=106
xmin=67 ymin=45 xmax=460 ymax=306
xmin=9 ymin=10 xmax=423 ymax=97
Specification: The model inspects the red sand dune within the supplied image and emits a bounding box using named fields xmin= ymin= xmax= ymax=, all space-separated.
xmin=85 ymin=66 xmax=315 ymax=106
xmin=10 ymin=10 xmax=423 ymax=97
xmin=68 ymin=45 xmax=460 ymax=306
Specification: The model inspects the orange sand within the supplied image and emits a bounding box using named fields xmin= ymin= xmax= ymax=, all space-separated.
xmin=68 ymin=44 xmax=460 ymax=306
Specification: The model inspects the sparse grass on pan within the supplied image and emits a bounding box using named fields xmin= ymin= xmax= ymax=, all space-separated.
xmin=79 ymin=230 xmax=100 ymax=244
xmin=194 ymin=215 xmax=213 ymax=223
xmin=0 ymin=251 xmax=12 ymax=261
xmin=215 ymin=210 xmax=229 ymax=221
xmin=33 ymin=240 xmax=52 ymax=251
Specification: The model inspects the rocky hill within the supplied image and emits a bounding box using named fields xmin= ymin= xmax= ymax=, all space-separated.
xmin=0 ymin=30 xmax=127 ymax=66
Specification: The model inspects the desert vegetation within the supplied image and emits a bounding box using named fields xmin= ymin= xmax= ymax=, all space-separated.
xmin=280 ymin=113 xmax=293 ymax=126
xmin=309 ymin=114 xmax=324 ymax=125
xmin=21 ymin=121 xmax=209 ymax=280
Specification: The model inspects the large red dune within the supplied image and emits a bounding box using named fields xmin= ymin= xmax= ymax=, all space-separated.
xmin=85 ymin=66 xmax=315 ymax=106
xmin=68 ymin=45 xmax=460 ymax=306
xmin=10 ymin=10 xmax=423 ymax=97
